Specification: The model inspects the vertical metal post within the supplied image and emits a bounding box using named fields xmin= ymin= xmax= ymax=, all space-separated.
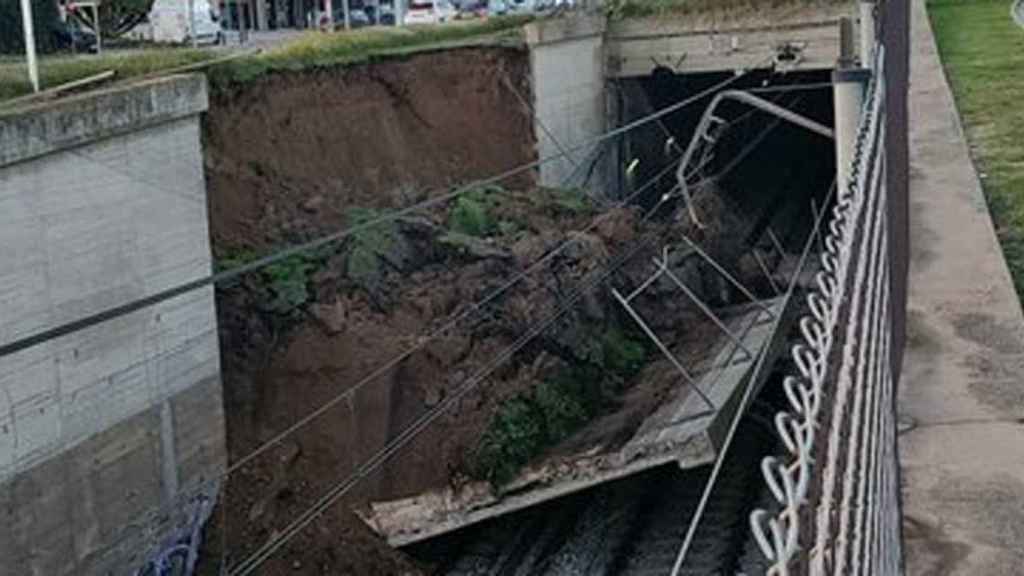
xmin=833 ymin=18 xmax=869 ymax=196
xmin=239 ymin=0 xmax=249 ymax=43
xmin=92 ymin=4 xmax=102 ymax=55
xmin=18 ymin=0 xmax=39 ymax=92
xmin=859 ymin=1 xmax=876 ymax=69
xmin=189 ymin=0 xmax=198 ymax=47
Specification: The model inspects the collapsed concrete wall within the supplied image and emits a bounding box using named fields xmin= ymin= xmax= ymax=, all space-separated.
xmin=0 ymin=75 xmax=224 ymax=575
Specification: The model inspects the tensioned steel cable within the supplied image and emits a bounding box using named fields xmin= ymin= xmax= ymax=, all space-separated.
xmin=225 ymin=127 xmax=797 ymax=572
xmin=71 ymin=112 xmax=763 ymax=569
xmin=103 ymin=142 xmax=717 ymax=568
xmin=0 ymin=57 xmax=772 ymax=361
xmin=668 ymin=178 xmax=837 ymax=576
xmin=225 ymin=209 xmax=679 ymax=576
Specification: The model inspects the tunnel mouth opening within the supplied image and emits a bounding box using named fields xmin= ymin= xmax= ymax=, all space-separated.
xmin=614 ymin=67 xmax=837 ymax=258
xmin=383 ymin=69 xmax=839 ymax=575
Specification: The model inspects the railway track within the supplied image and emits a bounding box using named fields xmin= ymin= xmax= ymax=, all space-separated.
xmin=409 ymin=403 xmax=781 ymax=576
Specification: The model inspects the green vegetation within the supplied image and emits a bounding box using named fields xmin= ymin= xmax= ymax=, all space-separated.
xmin=345 ymin=207 xmax=408 ymax=291
xmin=472 ymin=327 xmax=648 ymax=486
xmin=929 ymin=0 xmax=1024 ymax=293
xmin=1 ymin=15 xmax=530 ymax=102
xmin=549 ymin=187 xmax=594 ymax=214
xmin=603 ymin=0 xmax=846 ymax=20
xmin=208 ymin=16 xmax=532 ymax=88
xmin=0 ymin=49 xmax=216 ymax=102
xmin=261 ymin=255 xmax=317 ymax=314
xmin=75 ymin=0 xmax=155 ymax=39
xmin=448 ymin=186 xmax=503 ymax=237
xmin=216 ymin=248 xmax=325 ymax=315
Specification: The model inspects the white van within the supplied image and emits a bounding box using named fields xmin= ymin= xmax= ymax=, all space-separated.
xmin=149 ymin=0 xmax=222 ymax=44
xmin=404 ymin=0 xmax=457 ymax=24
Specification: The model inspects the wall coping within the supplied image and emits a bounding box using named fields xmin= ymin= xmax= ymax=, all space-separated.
xmin=525 ymin=14 xmax=607 ymax=46
xmin=0 ymin=74 xmax=208 ymax=168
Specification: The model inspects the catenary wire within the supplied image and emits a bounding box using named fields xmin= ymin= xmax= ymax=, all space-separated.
xmin=79 ymin=72 xmax=803 ymax=568
xmin=668 ymin=178 xmax=837 ymax=576
xmin=0 ymin=56 xmax=771 ymax=361
xmin=226 ymin=205 xmax=679 ymax=576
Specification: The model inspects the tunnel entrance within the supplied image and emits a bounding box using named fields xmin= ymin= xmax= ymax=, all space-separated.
xmin=613 ymin=67 xmax=836 ymax=254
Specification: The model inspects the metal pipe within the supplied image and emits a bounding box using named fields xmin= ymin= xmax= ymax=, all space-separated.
xmin=676 ymin=237 xmax=776 ymax=319
xmin=18 ymin=0 xmax=39 ymax=92
xmin=833 ymin=68 xmax=870 ymax=198
xmin=753 ymin=249 xmax=782 ymax=296
xmin=675 ymin=89 xmax=835 ymax=227
xmin=189 ymin=0 xmax=198 ymax=47
xmin=611 ymin=288 xmax=716 ymax=411
xmin=656 ymin=257 xmax=755 ymax=361
xmin=859 ymin=1 xmax=877 ymax=69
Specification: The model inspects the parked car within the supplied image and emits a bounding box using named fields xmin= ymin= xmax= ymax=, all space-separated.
xmin=149 ymin=0 xmax=222 ymax=44
xmin=363 ymin=4 xmax=397 ymax=25
xmin=455 ymin=0 xmax=487 ymax=19
xmin=404 ymin=0 xmax=457 ymax=24
xmin=52 ymin=19 xmax=97 ymax=52
xmin=487 ymin=0 xmax=509 ymax=15
xmin=333 ymin=6 xmax=372 ymax=27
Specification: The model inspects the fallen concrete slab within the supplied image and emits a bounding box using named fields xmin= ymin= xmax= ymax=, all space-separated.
xmin=360 ymin=296 xmax=792 ymax=547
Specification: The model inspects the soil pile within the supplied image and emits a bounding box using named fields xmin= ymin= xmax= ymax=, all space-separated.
xmin=200 ymin=47 xmax=768 ymax=575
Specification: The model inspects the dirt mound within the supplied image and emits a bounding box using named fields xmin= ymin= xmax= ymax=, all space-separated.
xmin=200 ymin=48 xmax=769 ymax=575
xmin=204 ymin=45 xmax=535 ymax=252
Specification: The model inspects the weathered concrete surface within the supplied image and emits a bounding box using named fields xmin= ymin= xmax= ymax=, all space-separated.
xmin=526 ymin=16 xmax=609 ymax=193
xmin=0 ymin=75 xmax=224 ymax=575
xmin=0 ymin=74 xmax=208 ymax=167
xmin=607 ymin=16 xmax=849 ymax=78
xmin=899 ymin=1 xmax=1024 ymax=574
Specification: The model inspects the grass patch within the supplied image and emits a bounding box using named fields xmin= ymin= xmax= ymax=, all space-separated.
xmin=0 ymin=48 xmax=215 ymax=102
xmin=929 ymin=0 xmax=1024 ymax=294
xmin=0 ymin=16 xmax=530 ymax=103
xmin=448 ymin=186 xmax=503 ymax=237
xmin=604 ymin=0 xmax=847 ymax=20
xmin=209 ymin=16 xmax=531 ymax=88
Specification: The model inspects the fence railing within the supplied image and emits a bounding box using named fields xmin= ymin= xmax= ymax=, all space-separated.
xmin=748 ymin=46 xmax=902 ymax=575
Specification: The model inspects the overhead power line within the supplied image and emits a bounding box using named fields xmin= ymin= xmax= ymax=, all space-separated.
xmin=668 ymin=179 xmax=837 ymax=576
xmin=0 ymin=57 xmax=771 ymax=361
xmin=226 ymin=213 xmax=677 ymax=576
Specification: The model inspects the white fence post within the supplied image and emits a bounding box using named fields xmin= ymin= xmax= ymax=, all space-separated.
xmin=19 ymin=0 xmax=40 ymax=92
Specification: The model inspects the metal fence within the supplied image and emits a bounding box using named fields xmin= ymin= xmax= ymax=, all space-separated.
xmin=748 ymin=47 xmax=903 ymax=575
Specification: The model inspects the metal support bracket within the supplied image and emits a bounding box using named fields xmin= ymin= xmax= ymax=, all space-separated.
xmin=612 ymin=243 xmax=776 ymax=413
xmin=674 ymin=90 xmax=836 ymax=228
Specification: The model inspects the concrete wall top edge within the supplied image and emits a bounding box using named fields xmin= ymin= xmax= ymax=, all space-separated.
xmin=525 ymin=14 xmax=607 ymax=46
xmin=0 ymin=74 xmax=209 ymax=168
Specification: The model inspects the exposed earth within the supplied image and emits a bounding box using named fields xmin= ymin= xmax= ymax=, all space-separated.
xmin=198 ymin=45 xmax=769 ymax=575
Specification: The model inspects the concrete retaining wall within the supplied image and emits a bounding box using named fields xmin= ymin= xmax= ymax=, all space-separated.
xmin=0 ymin=75 xmax=224 ymax=575
xmin=526 ymin=16 xmax=611 ymax=195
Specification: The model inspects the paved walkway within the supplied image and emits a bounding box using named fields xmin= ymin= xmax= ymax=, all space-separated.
xmin=899 ymin=0 xmax=1024 ymax=574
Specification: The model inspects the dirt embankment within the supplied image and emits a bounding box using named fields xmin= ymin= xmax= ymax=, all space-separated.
xmin=204 ymin=45 xmax=536 ymax=252
xmin=202 ymin=45 xmax=544 ymax=575
xmin=199 ymin=46 xmax=766 ymax=575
